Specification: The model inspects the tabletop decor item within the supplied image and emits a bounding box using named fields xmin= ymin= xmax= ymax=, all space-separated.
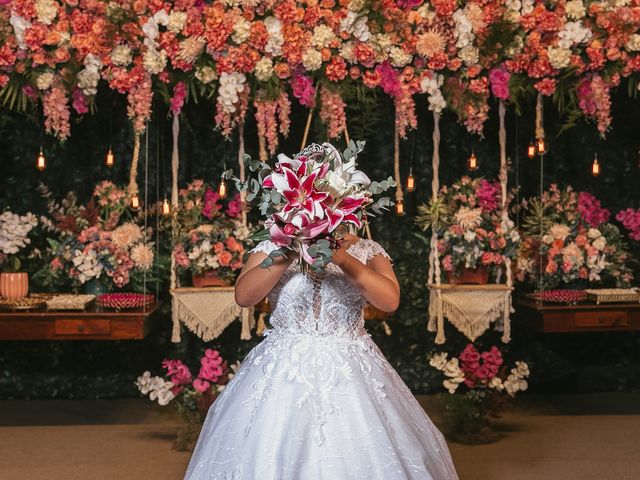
xmin=224 ymin=141 xmax=395 ymax=271
xmin=416 ymin=176 xmax=520 ymax=284
xmin=45 ymin=294 xmax=96 ymax=311
xmin=584 ymin=288 xmax=640 ymax=305
xmin=96 ymin=293 xmax=155 ymax=310
xmin=136 ymin=349 xmax=239 ymax=451
xmin=537 ymin=289 xmax=588 ymax=304
xmin=0 ymin=297 xmax=47 ymax=311
xmin=516 ymin=185 xmax=634 ymax=290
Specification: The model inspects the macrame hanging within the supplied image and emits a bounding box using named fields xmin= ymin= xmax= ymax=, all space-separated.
xmin=128 ymin=132 xmax=141 ymax=199
xmin=427 ymin=103 xmax=513 ymax=344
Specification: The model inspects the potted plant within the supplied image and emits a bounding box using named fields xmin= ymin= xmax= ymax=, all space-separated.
xmin=0 ymin=211 xmax=38 ymax=299
xmin=136 ymin=349 xmax=238 ymax=451
xmin=167 ymin=180 xmax=255 ymax=287
xmin=429 ymin=343 xmax=530 ymax=444
xmin=416 ymin=176 xmax=520 ymax=284
xmin=516 ymin=185 xmax=634 ymax=290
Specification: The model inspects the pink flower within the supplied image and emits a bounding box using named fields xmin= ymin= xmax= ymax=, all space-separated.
xmin=193 ymin=378 xmax=210 ymax=393
xmin=476 ymin=179 xmax=500 ymax=211
xmin=489 ymin=66 xmax=511 ymax=100
xmin=71 ymin=88 xmax=88 ymax=114
xmin=616 ymin=208 xmax=640 ymax=241
xmin=202 ymin=187 xmax=221 ymax=219
xmin=578 ymin=192 xmax=610 ymax=228
xmin=442 ymin=255 xmax=453 ymax=272
xmin=226 ymin=193 xmax=242 ymax=218
xmin=170 ymin=82 xmax=188 ymax=115
xmin=290 ymin=71 xmax=316 ymax=108
xmin=162 ymin=359 xmax=193 ymax=387
xmin=375 ymin=62 xmax=402 ymax=98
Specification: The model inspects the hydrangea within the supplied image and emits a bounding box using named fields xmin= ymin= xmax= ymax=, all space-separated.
xmin=0 ymin=211 xmax=38 ymax=259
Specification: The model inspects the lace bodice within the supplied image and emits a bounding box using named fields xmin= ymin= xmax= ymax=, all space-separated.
xmin=251 ymin=239 xmax=391 ymax=339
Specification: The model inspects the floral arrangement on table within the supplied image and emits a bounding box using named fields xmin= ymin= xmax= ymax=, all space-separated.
xmin=224 ymin=141 xmax=394 ymax=270
xmin=2 ymin=0 xmax=639 ymax=143
xmin=415 ymin=176 xmax=520 ymax=283
xmin=516 ymin=185 xmax=634 ymax=291
xmin=34 ymin=182 xmax=156 ymax=293
xmin=430 ymin=343 xmax=530 ymax=444
xmin=0 ymin=210 xmax=39 ymax=272
xmin=168 ymin=179 xmax=254 ymax=286
xmin=136 ymin=349 xmax=238 ymax=451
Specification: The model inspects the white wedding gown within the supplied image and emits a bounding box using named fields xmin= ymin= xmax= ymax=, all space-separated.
xmin=184 ymin=239 xmax=459 ymax=480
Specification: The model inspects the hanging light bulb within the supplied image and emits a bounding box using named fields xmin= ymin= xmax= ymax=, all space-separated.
xmin=218 ymin=178 xmax=227 ymax=199
xmin=467 ymin=151 xmax=478 ymax=171
xmin=161 ymin=198 xmax=171 ymax=216
xmin=406 ymin=169 xmax=415 ymax=192
xmin=592 ymin=154 xmax=600 ymax=177
xmin=130 ymin=193 xmax=140 ymax=210
xmin=105 ymin=147 xmax=115 ymax=168
xmin=536 ymin=138 xmax=546 ymax=154
xmin=527 ymin=143 xmax=536 ymax=159
xmin=36 ymin=148 xmax=46 ymax=171
xmin=395 ymin=200 xmax=405 ymax=216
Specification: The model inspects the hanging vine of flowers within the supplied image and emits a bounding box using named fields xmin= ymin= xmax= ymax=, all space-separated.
xmin=1 ymin=0 xmax=639 ymax=142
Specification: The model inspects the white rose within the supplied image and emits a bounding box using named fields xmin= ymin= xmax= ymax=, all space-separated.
xmin=36 ymin=71 xmax=55 ymax=90
xmin=464 ymin=230 xmax=477 ymax=242
xmin=254 ymin=58 xmax=274 ymax=82
xmin=167 ymin=11 xmax=187 ymax=33
xmin=111 ymin=45 xmax=133 ymax=67
xmin=458 ymin=45 xmax=479 ymax=65
xmin=592 ymin=236 xmax=607 ymax=251
xmin=389 ymin=46 xmax=412 ymax=68
xmin=302 ymin=49 xmax=323 ymax=71
xmin=548 ymin=46 xmax=571 ymax=69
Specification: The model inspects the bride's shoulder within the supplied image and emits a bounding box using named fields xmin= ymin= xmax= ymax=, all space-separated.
xmin=348 ymin=238 xmax=392 ymax=264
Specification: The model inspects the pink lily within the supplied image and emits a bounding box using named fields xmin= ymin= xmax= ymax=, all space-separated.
xmin=273 ymin=167 xmax=329 ymax=220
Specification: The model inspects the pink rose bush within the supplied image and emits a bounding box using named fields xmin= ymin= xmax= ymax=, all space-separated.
xmin=137 ymin=349 xmax=238 ymax=421
xmin=517 ymin=185 xmax=633 ymax=290
xmin=617 ymin=208 xmax=640 ymax=241
xmin=225 ymin=141 xmax=394 ymax=270
xmin=430 ymin=344 xmax=529 ymax=396
xmin=168 ymin=179 xmax=255 ymax=284
xmin=416 ymin=176 xmax=520 ymax=280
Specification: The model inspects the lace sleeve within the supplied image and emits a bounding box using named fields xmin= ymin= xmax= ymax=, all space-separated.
xmin=348 ymin=239 xmax=392 ymax=264
xmin=250 ymin=240 xmax=280 ymax=255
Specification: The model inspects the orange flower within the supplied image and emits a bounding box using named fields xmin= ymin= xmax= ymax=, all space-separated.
xmin=274 ymin=63 xmax=291 ymax=79
xmin=218 ymin=250 xmax=233 ymax=267
xmin=214 ymin=242 xmax=225 ymax=254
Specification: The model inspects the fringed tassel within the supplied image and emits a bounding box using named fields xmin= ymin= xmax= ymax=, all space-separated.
xmin=171 ymin=295 xmax=181 ymax=343
xmin=393 ymin=120 xmax=404 ymax=213
xmin=240 ymin=307 xmax=253 ymax=340
xmin=256 ymin=312 xmax=267 ymax=336
xmin=382 ymin=320 xmax=392 ymax=336
xmin=128 ymin=132 xmax=141 ymax=197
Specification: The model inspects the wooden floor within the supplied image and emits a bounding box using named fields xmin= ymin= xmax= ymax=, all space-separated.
xmin=0 ymin=394 xmax=639 ymax=480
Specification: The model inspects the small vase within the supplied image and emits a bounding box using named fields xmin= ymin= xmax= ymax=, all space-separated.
xmin=0 ymin=272 xmax=29 ymax=299
xmin=192 ymin=271 xmax=230 ymax=288
xmin=84 ymin=278 xmax=108 ymax=295
xmin=446 ymin=266 xmax=490 ymax=285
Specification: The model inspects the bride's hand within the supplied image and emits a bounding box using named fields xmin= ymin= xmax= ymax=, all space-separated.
xmin=330 ymin=234 xmax=359 ymax=267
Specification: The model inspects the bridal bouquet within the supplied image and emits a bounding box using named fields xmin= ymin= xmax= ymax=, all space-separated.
xmin=224 ymin=141 xmax=395 ymax=270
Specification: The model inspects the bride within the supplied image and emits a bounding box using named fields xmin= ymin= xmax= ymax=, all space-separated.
xmin=183 ymin=229 xmax=459 ymax=479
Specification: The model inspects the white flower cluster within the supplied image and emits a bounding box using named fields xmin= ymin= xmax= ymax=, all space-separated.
xmin=264 ymin=17 xmax=284 ymax=57
xmin=454 ymin=206 xmax=483 ymax=231
xmin=9 ymin=13 xmax=32 ymax=49
xmin=71 ymin=249 xmax=103 ymax=284
xmin=77 ymin=54 xmax=102 ymax=96
xmin=565 ymin=0 xmax=586 ymax=19
xmin=626 ymin=34 xmax=640 ymax=52
xmin=167 ymin=11 xmax=187 ymax=33
xmin=35 ymin=0 xmax=58 ymax=26
xmin=111 ymin=44 xmax=133 ymax=67
xmin=36 ymin=70 xmax=55 ymax=91
xmin=420 ymin=73 xmax=446 ymax=114
xmin=232 ymin=221 xmax=252 ymax=241
xmin=232 ymin=17 xmax=252 ymax=44
xmin=430 ymin=353 xmax=466 ymax=394
xmin=389 ymin=46 xmax=412 ymax=68
xmin=195 ymin=65 xmax=217 ymax=84
xmin=548 ymin=46 xmax=572 ymax=69
xmin=217 ymin=72 xmax=247 ymax=114
xmin=188 ymin=239 xmax=220 ymax=271
xmin=142 ymin=10 xmax=170 ymax=74
xmin=558 ymin=21 xmax=593 ymax=49
xmin=302 ymin=48 xmax=323 ymax=71
xmin=136 ymin=371 xmax=176 ymax=406
xmin=491 ymin=361 xmax=530 ymax=397
xmin=0 ymin=211 xmax=38 ymax=256
xmin=340 ymin=11 xmax=370 ymax=43
xmin=254 ymin=58 xmax=274 ymax=82
xmin=453 ymin=9 xmax=478 ymax=66
xmin=312 ymin=25 xmax=336 ymax=49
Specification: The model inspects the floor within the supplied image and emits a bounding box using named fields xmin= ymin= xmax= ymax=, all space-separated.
xmin=0 ymin=394 xmax=639 ymax=480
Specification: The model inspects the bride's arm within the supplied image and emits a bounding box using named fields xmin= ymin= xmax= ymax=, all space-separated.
xmin=333 ymin=246 xmax=400 ymax=313
xmin=234 ymin=251 xmax=295 ymax=307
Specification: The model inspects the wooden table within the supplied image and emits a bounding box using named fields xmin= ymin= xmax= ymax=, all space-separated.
xmin=0 ymin=302 xmax=161 ymax=340
xmin=517 ymin=298 xmax=640 ymax=333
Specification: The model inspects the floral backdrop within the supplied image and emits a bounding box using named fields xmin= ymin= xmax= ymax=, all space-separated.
xmin=1 ymin=0 xmax=640 ymax=145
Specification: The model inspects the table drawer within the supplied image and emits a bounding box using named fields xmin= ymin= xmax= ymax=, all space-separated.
xmin=574 ymin=311 xmax=629 ymax=329
xmin=54 ymin=319 xmax=110 ymax=335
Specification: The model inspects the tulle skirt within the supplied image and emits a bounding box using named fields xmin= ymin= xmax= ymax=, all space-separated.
xmin=184 ymin=330 xmax=459 ymax=480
